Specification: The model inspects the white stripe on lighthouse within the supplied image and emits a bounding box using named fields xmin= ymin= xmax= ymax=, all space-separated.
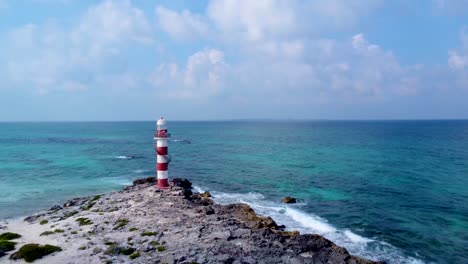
xmin=157 ymin=170 xmax=168 ymax=179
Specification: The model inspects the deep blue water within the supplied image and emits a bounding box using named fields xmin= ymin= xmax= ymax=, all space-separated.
xmin=0 ymin=121 xmax=467 ymax=263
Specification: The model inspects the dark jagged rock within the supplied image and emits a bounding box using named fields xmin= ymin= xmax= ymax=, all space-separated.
xmin=132 ymin=177 xmax=156 ymax=186
xmin=283 ymin=196 xmax=297 ymax=203
xmin=49 ymin=205 xmax=62 ymax=211
xmin=172 ymin=178 xmax=192 ymax=189
xmin=201 ymin=191 xmax=212 ymax=198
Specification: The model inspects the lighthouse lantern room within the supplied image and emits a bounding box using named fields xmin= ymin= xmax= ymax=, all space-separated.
xmin=155 ymin=117 xmax=171 ymax=189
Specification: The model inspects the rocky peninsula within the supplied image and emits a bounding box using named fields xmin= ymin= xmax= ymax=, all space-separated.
xmin=0 ymin=178 xmax=383 ymax=264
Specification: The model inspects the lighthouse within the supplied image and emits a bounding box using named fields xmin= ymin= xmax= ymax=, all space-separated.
xmin=155 ymin=117 xmax=171 ymax=189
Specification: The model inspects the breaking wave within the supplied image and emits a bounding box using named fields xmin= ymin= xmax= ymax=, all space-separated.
xmin=194 ymin=185 xmax=424 ymax=264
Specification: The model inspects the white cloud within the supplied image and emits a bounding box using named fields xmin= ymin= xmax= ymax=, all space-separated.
xmin=208 ymin=0 xmax=300 ymax=42
xmin=448 ymin=27 xmax=468 ymax=86
xmin=149 ymin=49 xmax=228 ymax=99
xmin=2 ymin=0 xmax=152 ymax=94
xmin=156 ymin=6 xmax=209 ymax=40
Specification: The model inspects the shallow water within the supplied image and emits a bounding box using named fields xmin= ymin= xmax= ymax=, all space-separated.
xmin=0 ymin=121 xmax=467 ymax=263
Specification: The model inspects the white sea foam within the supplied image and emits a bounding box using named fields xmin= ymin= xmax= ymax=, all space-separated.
xmin=132 ymin=169 xmax=148 ymax=174
xmin=115 ymin=155 xmax=131 ymax=159
xmin=102 ymin=177 xmax=132 ymax=186
xmin=193 ymin=185 xmax=425 ymax=264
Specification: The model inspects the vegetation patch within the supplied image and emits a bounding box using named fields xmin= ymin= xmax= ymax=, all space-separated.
xmin=54 ymin=229 xmax=64 ymax=233
xmin=113 ymin=219 xmax=129 ymax=230
xmin=39 ymin=220 xmax=48 ymax=225
xmin=150 ymin=241 xmax=160 ymax=246
xmin=120 ymin=247 xmax=136 ymax=255
xmin=9 ymin=244 xmax=62 ymax=263
xmin=0 ymin=241 xmax=17 ymax=253
xmin=0 ymin=232 xmax=22 ymax=240
xmin=129 ymin=227 xmax=139 ymax=232
xmin=76 ymin=217 xmax=93 ymax=226
xmin=39 ymin=231 xmax=55 ymax=236
xmin=63 ymin=210 xmax=78 ymax=219
xmin=71 ymin=231 xmax=78 ymax=235
xmin=82 ymin=202 xmax=95 ymax=211
xmin=78 ymin=246 xmax=86 ymax=250
xmin=141 ymin=231 xmax=158 ymax=236
xmin=129 ymin=252 xmax=140 ymax=259
xmin=157 ymin=246 xmax=166 ymax=252
xmin=104 ymin=245 xmax=135 ymax=256
xmin=91 ymin=195 xmax=102 ymax=202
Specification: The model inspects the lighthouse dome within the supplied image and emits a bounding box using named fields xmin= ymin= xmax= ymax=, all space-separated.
xmin=157 ymin=118 xmax=167 ymax=125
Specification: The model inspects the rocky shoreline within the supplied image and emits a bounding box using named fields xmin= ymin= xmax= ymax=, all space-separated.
xmin=0 ymin=178 xmax=383 ymax=264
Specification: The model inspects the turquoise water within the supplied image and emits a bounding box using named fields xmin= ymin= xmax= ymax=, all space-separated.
xmin=1 ymin=121 xmax=467 ymax=263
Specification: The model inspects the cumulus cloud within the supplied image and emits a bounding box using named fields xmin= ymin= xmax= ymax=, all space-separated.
xmin=156 ymin=6 xmax=209 ymax=40
xmin=149 ymin=49 xmax=228 ymax=99
xmin=448 ymin=27 xmax=468 ymax=86
xmin=2 ymin=0 xmax=152 ymax=94
xmin=1 ymin=0 xmax=467 ymax=120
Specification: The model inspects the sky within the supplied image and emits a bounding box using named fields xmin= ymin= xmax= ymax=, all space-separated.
xmin=0 ymin=0 xmax=467 ymax=121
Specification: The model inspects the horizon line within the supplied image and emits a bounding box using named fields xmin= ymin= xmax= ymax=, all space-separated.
xmin=1 ymin=118 xmax=468 ymax=123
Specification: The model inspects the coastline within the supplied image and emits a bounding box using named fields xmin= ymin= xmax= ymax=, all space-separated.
xmin=0 ymin=178 xmax=382 ymax=264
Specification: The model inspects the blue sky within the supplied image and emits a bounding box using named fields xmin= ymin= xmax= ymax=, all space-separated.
xmin=0 ymin=0 xmax=467 ymax=121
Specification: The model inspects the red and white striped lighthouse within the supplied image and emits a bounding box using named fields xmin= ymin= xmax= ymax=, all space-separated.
xmin=155 ymin=117 xmax=171 ymax=189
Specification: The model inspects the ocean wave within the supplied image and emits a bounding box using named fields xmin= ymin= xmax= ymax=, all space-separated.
xmin=132 ymin=169 xmax=149 ymax=174
xmin=194 ymin=185 xmax=424 ymax=264
xmin=115 ymin=155 xmax=134 ymax=159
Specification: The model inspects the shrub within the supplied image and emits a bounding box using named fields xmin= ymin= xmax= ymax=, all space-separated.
xmin=0 ymin=232 xmax=21 ymax=240
xmin=39 ymin=231 xmax=54 ymax=236
xmin=76 ymin=217 xmax=93 ymax=226
xmin=157 ymin=246 xmax=166 ymax=252
xmin=130 ymin=252 xmax=140 ymax=259
xmin=120 ymin=247 xmax=135 ymax=255
xmin=10 ymin=244 xmax=62 ymax=263
xmin=113 ymin=219 xmax=129 ymax=230
xmin=141 ymin=231 xmax=158 ymax=236
xmin=91 ymin=195 xmax=102 ymax=201
xmin=0 ymin=240 xmax=16 ymax=252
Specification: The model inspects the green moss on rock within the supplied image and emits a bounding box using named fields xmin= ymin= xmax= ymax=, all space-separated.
xmin=113 ymin=219 xmax=129 ymax=230
xmin=91 ymin=195 xmax=102 ymax=202
xmin=0 ymin=232 xmax=22 ymax=240
xmin=9 ymin=244 xmax=62 ymax=263
xmin=0 ymin=241 xmax=17 ymax=253
xmin=129 ymin=252 xmax=140 ymax=259
xmin=157 ymin=246 xmax=166 ymax=252
xmin=120 ymin=247 xmax=135 ymax=255
xmin=76 ymin=217 xmax=93 ymax=226
xmin=39 ymin=231 xmax=55 ymax=236
xmin=82 ymin=202 xmax=95 ymax=211
xmin=141 ymin=231 xmax=158 ymax=236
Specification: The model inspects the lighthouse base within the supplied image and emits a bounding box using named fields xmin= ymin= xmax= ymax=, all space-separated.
xmin=157 ymin=178 xmax=170 ymax=189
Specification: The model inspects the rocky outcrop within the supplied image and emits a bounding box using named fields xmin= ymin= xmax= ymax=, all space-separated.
xmin=283 ymin=196 xmax=297 ymax=203
xmin=0 ymin=178 xmax=384 ymax=264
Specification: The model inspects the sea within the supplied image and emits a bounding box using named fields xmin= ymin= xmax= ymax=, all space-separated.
xmin=0 ymin=121 xmax=467 ymax=263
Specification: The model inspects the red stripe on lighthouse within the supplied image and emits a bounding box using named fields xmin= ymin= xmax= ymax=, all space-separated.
xmin=157 ymin=178 xmax=169 ymax=189
xmin=157 ymin=163 xmax=168 ymax=171
xmin=157 ymin=147 xmax=168 ymax=155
